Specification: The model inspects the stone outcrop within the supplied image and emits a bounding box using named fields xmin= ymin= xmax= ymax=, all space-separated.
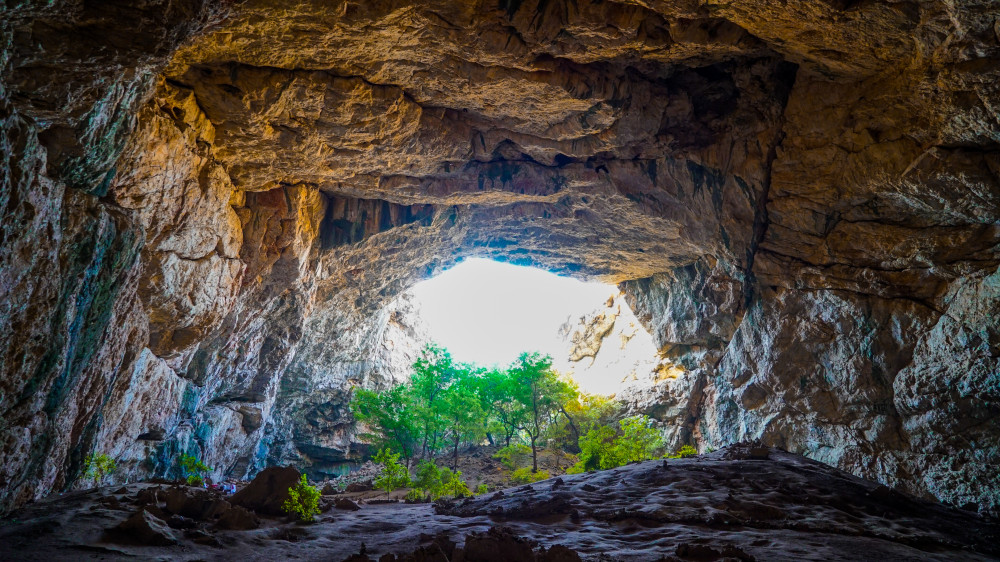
xmin=1 ymin=0 xmax=998 ymax=518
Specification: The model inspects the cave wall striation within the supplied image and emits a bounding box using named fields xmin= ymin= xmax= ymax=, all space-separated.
xmin=1 ymin=0 xmax=997 ymax=515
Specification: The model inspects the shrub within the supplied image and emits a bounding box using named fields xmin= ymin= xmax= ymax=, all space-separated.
xmin=282 ymin=474 xmax=320 ymax=522
xmin=493 ymin=443 xmax=531 ymax=470
xmin=412 ymin=459 xmax=445 ymax=491
xmin=616 ymin=415 xmax=664 ymax=463
xmin=178 ymin=454 xmax=210 ymax=486
xmin=570 ymin=415 xmax=664 ymax=472
xmin=373 ymin=449 xmax=410 ymax=493
xmin=407 ymin=461 xmax=472 ymax=499
xmin=664 ymin=445 xmax=698 ymax=459
xmin=572 ymin=425 xmax=618 ymax=472
xmin=511 ymin=467 xmax=550 ymax=484
xmin=84 ymin=453 xmax=117 ymax=485
xmin=475 ymin=483 xmax=488 ymax=495
xmin=438 ymin=469 xmax=472 ymax=498
xmin=405 ymin=488 xmax=430 ymax=502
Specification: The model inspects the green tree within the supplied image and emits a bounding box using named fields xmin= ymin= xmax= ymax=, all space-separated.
xmin=549 ymin=391 xmax=620 ymax=452
xmin=480 ymin=367 xmax=528 ymax=447
xmin=373 ymin=449 xmax=411 ymax=493
xmin=508 ymin=352 xmax=577 ymax=472
xmin=408 ymin=344 xmax=459 ymax=458
xmin=573 ymin=424 xmax=620 ymax=471
xmin=441 ymin=367 xmax=485 ymax=470
xmin=570 ymin=414 xmax=663 ymax=472
xmin=351 ymin=385 xmax=419 ymax=465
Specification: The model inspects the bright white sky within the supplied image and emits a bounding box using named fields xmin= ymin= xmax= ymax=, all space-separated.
xmin=407 ymin=258 xmax=618 ymax=368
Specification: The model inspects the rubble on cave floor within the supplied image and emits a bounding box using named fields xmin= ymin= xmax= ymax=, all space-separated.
xmin=0 ymin=446 xmax=995 ymax=561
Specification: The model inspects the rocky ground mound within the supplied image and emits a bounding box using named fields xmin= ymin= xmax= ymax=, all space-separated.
xmin=0 ymin=447 xmax=994 ymax=561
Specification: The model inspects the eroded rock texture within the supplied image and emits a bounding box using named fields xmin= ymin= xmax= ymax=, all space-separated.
xmin=1 ymin=0 xmax=998 ymax=516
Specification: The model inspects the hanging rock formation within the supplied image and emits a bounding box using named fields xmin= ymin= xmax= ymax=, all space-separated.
xmin=1 ymin=0 xmax=998 ymax=517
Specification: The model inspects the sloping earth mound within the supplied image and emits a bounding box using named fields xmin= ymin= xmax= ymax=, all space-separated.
xmin=0 ymin=447 xmax=995 ymax=561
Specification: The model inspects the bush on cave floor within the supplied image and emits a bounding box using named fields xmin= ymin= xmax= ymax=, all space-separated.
xmin=282 ymin=474 xmax=321 ymax=523
xmin=407 ymin=460 xmax=472 ymax=500
xmin=178 ymin=453 xmax=211 ymax=486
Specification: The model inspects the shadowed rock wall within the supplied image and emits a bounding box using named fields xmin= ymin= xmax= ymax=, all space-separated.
xmin=1 ymin=0 xmax=997 ymax=516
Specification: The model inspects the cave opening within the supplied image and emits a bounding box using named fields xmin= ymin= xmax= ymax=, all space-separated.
xmin=406 ymin=257 xmax=661 ymax=396
xmin=3 ymin=0 xmax=1000 ymax=557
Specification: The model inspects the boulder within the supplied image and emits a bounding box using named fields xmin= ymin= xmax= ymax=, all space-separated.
xmin=163 ymin=486 xmax=230 ymax=520
xmin=345 ymin=481 xmax=373 ymax=493
xmin=107 ymin=510 xmax=178 ymax=546
xmin=215 ymin=505 xmax=260 ymax=530
xmin=335 ymin=498 xmax=361 ymax=511
xmin=230 ymin=466 xmax=301 ymax=516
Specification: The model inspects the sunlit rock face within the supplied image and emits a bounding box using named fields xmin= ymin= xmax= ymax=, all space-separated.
xmin=1 ymin=0 xmax=998 ymax=516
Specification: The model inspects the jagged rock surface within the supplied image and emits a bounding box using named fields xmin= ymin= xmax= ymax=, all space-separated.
xmin=1 ymin=0 xmax=998 ymax=518
xmin=0 ymin=447 xmax=996 ymax=561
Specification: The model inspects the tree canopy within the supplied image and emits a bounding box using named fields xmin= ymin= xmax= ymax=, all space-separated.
xmin=350 ymin=344 xmax=668 ymax=473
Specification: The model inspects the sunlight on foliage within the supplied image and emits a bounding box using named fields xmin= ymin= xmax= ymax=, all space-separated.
xmin=511 ymin=467 xmax=550 ymax=484
xmin=664 ymin=444 xmax=699 ymax=459
xmin=352 ymin=344 xmax=672 ymax=485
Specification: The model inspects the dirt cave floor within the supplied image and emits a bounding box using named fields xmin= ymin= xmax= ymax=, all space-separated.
xmin=0 ymin=446 xmax=996 ymax=562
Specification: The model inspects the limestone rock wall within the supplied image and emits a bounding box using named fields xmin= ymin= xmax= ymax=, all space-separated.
xmin=1 ymin=0 xmax=998 ymax=517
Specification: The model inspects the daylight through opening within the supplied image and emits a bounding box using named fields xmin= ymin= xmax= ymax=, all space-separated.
xmin=405 ymin=258 xmax=661 ymax=396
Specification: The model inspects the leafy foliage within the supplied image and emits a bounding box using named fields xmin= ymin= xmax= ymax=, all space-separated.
xmin=664 ymin=444 xmax=699 ymax=459
xmin=570 ymin=415 xmax=664 ymax=472
xmin=407 ymin=460 xmax=472 ymax=500
xmin=511 ymin=467 xmax=550 ymax=484
xmin=439 ymin=469 xmax=472 ymax=498
xmin=616 ymin=415 xmax=664 ymax=463
xmin=352 ymin=386 xmax=419 ymax=464
xmin=493 ymin=443 xmax=532 ymax=470
xmin=282 ymin=474 xmax=320 ymax=522
xmin=574 ymin=424 xmax=619 ymax=471
xmin=178 ymin=454 xmax=210 ymax=486
xmin=83 ymin=453 xmax=117 ymax=485
xmin=373 ymin=449 xmax=411 ymax=493
xmin=352 ymin=344 xmax=671 ymax=482
xmin=507 ymin=352 xmax=577 ymax=472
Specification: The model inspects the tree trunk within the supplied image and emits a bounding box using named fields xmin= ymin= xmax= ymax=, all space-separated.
xmin=453 ymin=438 xmax=459 ymax=471
xmin=560 ymin=406 xmax=579 ymax=442
xmin=530 ymin=434 xmax=538 ymax=472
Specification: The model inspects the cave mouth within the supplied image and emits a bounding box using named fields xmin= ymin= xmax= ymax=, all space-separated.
xmin=406 ymin=258 xmax=660 ymax=396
